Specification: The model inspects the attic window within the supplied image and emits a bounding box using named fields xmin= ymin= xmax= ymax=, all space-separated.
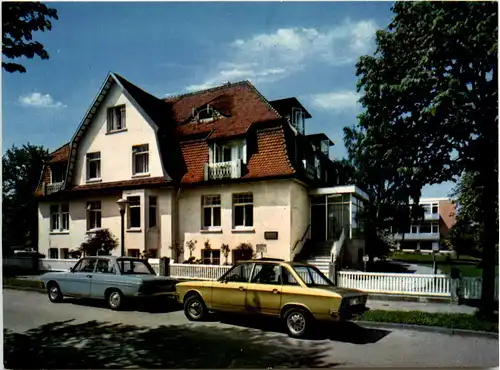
xmin=291 ymin=108 xmax=305 ymax=134
xmin=107 ymin=105 xmax=126 ymax=132
xmin=192 ymin=104 xmax=219 ymax=123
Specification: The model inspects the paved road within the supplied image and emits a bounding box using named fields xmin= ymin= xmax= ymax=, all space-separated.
xmin=3 ymin=289 xmax=498 ymax=368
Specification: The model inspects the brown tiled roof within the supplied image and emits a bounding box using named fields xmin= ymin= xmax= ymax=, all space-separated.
xmin=49 ymin=143 xmax=70 ymax=163
xmin=71 ymin=177 xmax=170 ymax=191
xmin=179 ymin=140 xmax=209 ymax=184
xmin=166 ymin=81 xmax=280 ymax=140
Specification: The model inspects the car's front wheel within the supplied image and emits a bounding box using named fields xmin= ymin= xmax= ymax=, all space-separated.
xmin=184 ymin=295 xmax=208 ymax=321
xmin=284 ymin=308 xmax=312 ymax=339
xmin=47 ymin=282 xmax=63 ymax=303
xmin=107 ymin=289 xmax=124 ymax=311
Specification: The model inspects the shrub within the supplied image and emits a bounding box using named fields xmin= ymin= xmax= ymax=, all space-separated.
xmin=79 ymin=229 xmax=118 ymax=256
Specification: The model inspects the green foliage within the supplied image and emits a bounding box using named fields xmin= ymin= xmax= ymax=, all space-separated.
xmin=356 ymin=309 xmax=498 ymax=333
xmin=2 ymin=143 xmax=49 ymax=254
xmin=2 ymin=2 xmax=59 ymax=73
xmin=344 ymin=1 xmax=498 ymax=309
xmin=79 ymin=229 xmax=118 ymax=256
xmin=186 ymin=240 xmax=197 ymax=257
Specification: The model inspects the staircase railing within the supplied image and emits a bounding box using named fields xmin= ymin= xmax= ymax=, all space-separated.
xmin=291 ymin=224 xmax=311 ymax=261
xmin=329 ymin=226 xmax=347 ymax=284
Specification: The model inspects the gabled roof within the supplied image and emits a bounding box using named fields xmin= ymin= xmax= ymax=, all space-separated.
xmin=48 ymin=142 xmax=70 ymax=163
xmin=165 ymin=81 xmax=282 ymax=140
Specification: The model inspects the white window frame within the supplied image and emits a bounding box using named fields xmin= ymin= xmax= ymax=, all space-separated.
xmin=86 ymin=152 xmax=101 ymax=181
xmin=232 ymin=193 xmax=254 ymax=229
xmin=50 ymin=203 xmax=70 ymax=232
xmin=202 ymin=195 xmax=222 ymax=230
xmin=127 ymin=196 xmax=141 ymax=229
xmin=86 ymin=201 xmax=102 ymax=231
xmin=202 ymin=249 xmax=221 ymax=265
xmin=210 ymin=140 xmax=247 ymax=164
xmin=107 ymin=105 xmax=126 ymax=132
xmin=132 ymin=144 xmax=149 ymax=175
xmin=148 ymin=196 xmax=157 ymax=228
xmin=60 ymin=248 xmax=69 ymax=259
xmin=432 ymin=223 xmax=439 ymax=234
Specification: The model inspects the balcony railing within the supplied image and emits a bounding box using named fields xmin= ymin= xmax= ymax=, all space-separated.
xmin=46 ymin=182 xmax=64 ymax=195
xmin=423 ymin=213 xmax=440 ymax=221
xmin=204 ymin=159 xmax=242 ymax=180
xmin=393 ymin=232 xmax=440 ymax=241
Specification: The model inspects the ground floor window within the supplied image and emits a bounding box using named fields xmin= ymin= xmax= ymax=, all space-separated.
xmin=202 ymin=249 xmax=220 ymax=265
xmin=127 ymin=249 xmax=140 ymax=258
xmin=60 ymin=248 xmax=69 ymax=259
xmin=147 ymin=249 xmax=158 ymax=258
xmin=49 ymin=248 xmax=59 ymax=259
xmin=420 ymin=241 xmax=433 ymax=250
xmin=233 ymin=193 xmax=253 ymax=228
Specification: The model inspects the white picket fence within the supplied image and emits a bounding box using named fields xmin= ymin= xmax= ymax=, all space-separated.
xmin=37 ymin=259 xmax=498 ymax=301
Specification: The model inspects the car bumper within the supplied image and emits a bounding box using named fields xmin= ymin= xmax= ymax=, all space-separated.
xmin=330 ymin=305 xmax=369 ymax=320
xmin=136 ymin=291 xmax=178 ymax=299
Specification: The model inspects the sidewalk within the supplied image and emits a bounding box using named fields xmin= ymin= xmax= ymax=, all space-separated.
xmin=367 ymin=299 xmax=477 ymax=315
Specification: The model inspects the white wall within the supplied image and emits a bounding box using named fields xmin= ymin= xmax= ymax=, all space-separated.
xmin=73 ymin=82 xmax=164 ymax=186
xmin=290 ymin=181 xmax=310 ymax=258
xmin=177 ymin=180 xmax=297 ymax=263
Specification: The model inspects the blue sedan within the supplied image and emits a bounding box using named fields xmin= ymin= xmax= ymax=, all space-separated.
xmin=39 ymin=256 xmax=178 ymax=310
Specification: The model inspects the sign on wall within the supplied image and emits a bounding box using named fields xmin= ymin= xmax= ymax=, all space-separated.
xmin=264 ymin=231 xmax=278 ymax=240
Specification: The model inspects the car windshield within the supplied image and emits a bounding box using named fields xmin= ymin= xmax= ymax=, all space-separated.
xmin=117 ymin=259 xmax=156 ymax=275
xmin=292 ymin=265 xmax=334 ymax=287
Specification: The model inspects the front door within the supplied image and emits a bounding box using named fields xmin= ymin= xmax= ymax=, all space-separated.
xmin=245 ymin=263 xmax=283 ymax=316
xmin=311 ymin=203 xmax=326 ymax=241
xmin=211 ymin=263 xmax=253 ymax=312
xmin=63 ymin=258 xmax=95 ymax=297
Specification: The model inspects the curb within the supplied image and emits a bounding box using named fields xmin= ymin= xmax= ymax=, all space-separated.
xmin=367 ymin=294 xmax=451 ymax=304
xmin=3 ymin=285 xmax=45 ymax=294
xmin=355 ymin=320 xmax=499 ymax=339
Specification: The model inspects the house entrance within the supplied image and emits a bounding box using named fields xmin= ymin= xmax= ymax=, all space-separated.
xmin=310 ymin=194 xmax=351 ymax=242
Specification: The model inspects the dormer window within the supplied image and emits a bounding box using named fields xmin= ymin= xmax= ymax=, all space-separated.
xmin=192 ymin=104 xmax=220 ymax=123
xmin=291 ymin=107 xmax=305 ymax=134
xmin=50 ymin=165 xmax=65 ymax=184
xmin=210 ymin=140 xmax=246 ymax=164
xmin=107 ymin=105 xmax=126 ymax=132
xmin=320 ymin=140 xmax=329 ymax=156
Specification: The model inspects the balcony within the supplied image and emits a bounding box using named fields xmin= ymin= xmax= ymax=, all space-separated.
xmin=423 ymin=213 xmax=440 ymax=221
xmin=204 ymin=160 xmax=242 ymax=180
xmin=393 ymin=232 xmax=440 ymax=241
xmin=46 ymin=182 xmax=64 ymax=195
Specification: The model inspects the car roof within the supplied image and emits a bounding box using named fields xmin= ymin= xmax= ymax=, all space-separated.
xmin=236 ymin=259 xmax=311 ymax=267
xmin=82 ymin=256 xmax=143 ymax=261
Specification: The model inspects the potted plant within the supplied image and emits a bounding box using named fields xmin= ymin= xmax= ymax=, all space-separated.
xmin=221 ymin=243 xmax=230 ymax=265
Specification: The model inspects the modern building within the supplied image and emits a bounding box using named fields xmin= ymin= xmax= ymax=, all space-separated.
xmin=392 ymin=197 xmax=456 ymax=252
xmin=35 ymin=72 xmax=367 ymax=273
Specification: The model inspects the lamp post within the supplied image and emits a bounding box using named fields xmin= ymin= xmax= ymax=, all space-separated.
xmin=116 ymin=198 xmax=128 ymax=257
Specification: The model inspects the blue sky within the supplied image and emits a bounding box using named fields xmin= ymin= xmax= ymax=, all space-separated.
xmin=2 ymin=1 xmax=454 ymax=198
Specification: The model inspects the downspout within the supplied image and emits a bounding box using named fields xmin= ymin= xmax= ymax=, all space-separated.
xmin=174 ymin=186 xmax=182 ymax=262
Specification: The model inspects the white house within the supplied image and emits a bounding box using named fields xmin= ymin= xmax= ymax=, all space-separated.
xmin=35 ymin=72 xmax=368 ymax=273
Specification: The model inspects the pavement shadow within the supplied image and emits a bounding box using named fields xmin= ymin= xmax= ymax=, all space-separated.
xmin=4 ymin=320 xmax=340 ymax=369
xmin=61 ymin=296 xmax=182 ymax=314
xmin=216 ymin=314 xmax=390 ymax=344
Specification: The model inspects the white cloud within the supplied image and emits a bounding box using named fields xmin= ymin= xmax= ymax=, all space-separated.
xmin=18 ymin=92 xmax=66 ymax=108
xmin=310 ymin=91 xmax=360 ymax=112
xmin=185 ymin=18 xmax=378 ymax=91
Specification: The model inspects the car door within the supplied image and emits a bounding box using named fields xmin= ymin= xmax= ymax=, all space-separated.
xmin=245 ymin=263 xmax=283 ymax=316
xmin=211 ymin=263 xmax=253 ymax=312
xmin=64 ymin=258 xmax=96 ymax=297
xmin=90 ymin=258 xmax=116 ymax=298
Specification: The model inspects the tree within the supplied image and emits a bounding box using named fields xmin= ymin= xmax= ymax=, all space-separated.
xmin=2 ymin=2 xmax=59 ymax=73
xmin=79 ymin=229 xmax=118 ymax=257
xmin=2 ymin=143 xmax=49 ymax=254
xmin=344 ymin=2 xmax=498 ymax=313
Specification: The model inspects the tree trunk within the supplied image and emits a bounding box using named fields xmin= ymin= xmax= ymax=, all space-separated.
xmin=480 ymin=174 xmax=498 ymax=315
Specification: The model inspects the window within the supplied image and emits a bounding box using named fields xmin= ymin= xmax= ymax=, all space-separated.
xmin=320 ymin=140 xmax=329 ymax=156
xmin=49 ymin=248 xmax=59 ymax=259
xmin=149 ymin=196 xmax=157 ymax=228
xmin=127 ymin=196 xmax=141 ymax=229
xmin=202 ymin=249 xmax=221 ymax=265
xmin=420 ymin=241 xmax=432 ymax=250
xmin=127 ymin=249 xmax=140 ymax=258
xmin=95 ymin=259 xmax=115 ymax=274
xmin=422 ymin=204 xmax=432 ymax=215
xmin=233 ymin=193 xmax=253 ymax=228
xmin=211 ymin=141 xmax=246 ymax=164
xmin=214 ymin=143 xmax=232 ymax=163
xmin=50 ymin=204 xmax=69 ymax=231
xmin=221 ymin=263 xmax=253 ymax=283
xmin=87 ymin=201 xmax=101 ymax=230
xmin=148 ymin=249 xmax=158 ymax=258
xmin=419 ymin=224 xmax=432 ymax=233
xmin=293 ymin=266 xmax=333 ymax=287
xmin=51 ymin=165 xmax=65 ymax=183
xmin=132 ymin=144 xmax=149 ymax=175
xmin=118 ymin=258 xmax=155 ymax=275
xmin=411 ymin=225 xmax=418 ymax=234
xmin=86 ymin=152 xmax=101 ymax=180
xmin=282 ymin=267 xmax=299 ymax=286
xmin=202 ymin=195 xmax=221 ymax=229
xmin=107 ymin=105 xmax=126 ymax=132
xmin=50 ymin=205 xmax=60 ymax=231
xmin=74 ymin=258 xmax=96 ymax=273
xmin=60 ymin=248 xmax=69 ymax=259
xmin=432 ymin=223 xmax=439 ymax=233
xmin=251 ymin=264 xmax=281 ymax=285
xmin=432 ymin=204 xmax=439 ymax=214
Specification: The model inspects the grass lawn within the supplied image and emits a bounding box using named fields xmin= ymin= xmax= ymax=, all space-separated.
xmin=355 ymin=309 xmax=498 ymax=333
xmin=390 ymin=252 xmax=488 ymax=277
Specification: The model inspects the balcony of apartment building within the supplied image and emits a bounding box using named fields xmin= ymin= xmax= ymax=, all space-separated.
xmin=393 ymin=222 xmax=440 ymax=241
xmin=204 ymin=140 xmax=245 ymax=181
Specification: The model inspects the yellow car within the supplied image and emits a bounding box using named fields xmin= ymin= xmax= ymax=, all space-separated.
xmin=176 ymin=258 xmax=369 ymax=338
